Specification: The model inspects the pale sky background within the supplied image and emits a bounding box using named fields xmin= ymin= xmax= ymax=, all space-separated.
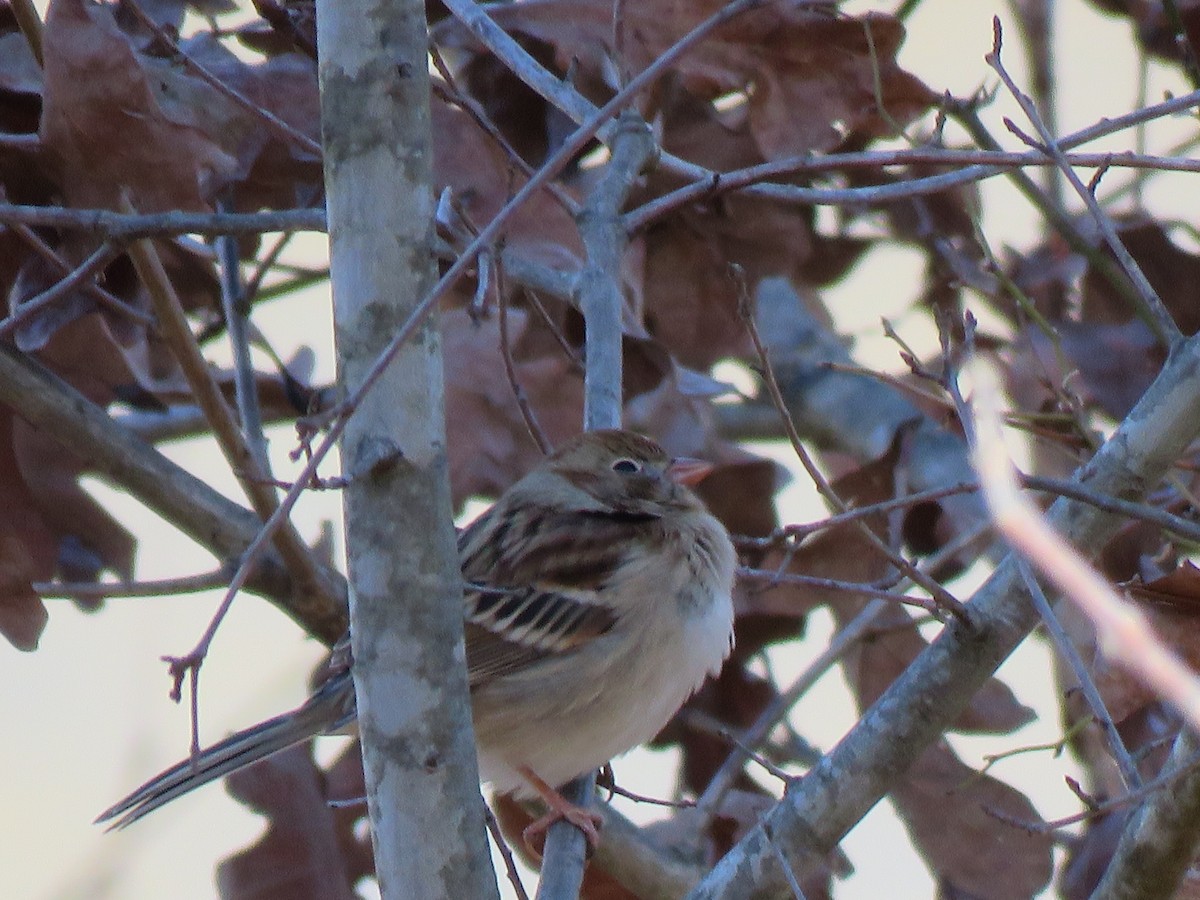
xmin=5 ymin=1 xmax=1198 ymax=898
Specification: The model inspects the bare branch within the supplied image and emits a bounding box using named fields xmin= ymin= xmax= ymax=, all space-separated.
xmin=1017 ymin=560 xmax=1141 ymax=789
xmin=316 ymin=0 xmax=499 ymax=893
xmin=1093 ymin=729 xmax=1200 ymax=899
xmin=689 ymin=329 xmax=1200 ymax=899
xmin=969 ymin=357 xmax=1200 ymax=733
xmin=214 ymin=196 xmax=269 ymax=473
xmin=987 ymin=17 xmax=1183 ymax=346
xmin=123 ymin=198 xmax=338 ymax=664
xmin=0 ymin=202 xmax=325 ymax=237
xmin=4 ymin=220 xmax=149 ymax=326
xmin=540 ymin=105 xmax=655 ymax=900
xmin=0 ymin=343 xmax=346 ymax=641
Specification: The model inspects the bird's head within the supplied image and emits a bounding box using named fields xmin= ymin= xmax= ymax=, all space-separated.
xmin=537 ymin=429 xmax=714 ymax=517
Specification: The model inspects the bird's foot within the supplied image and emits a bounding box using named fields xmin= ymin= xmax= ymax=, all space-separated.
xmin=517 ymin=765 xmax=603 ymax=857
xmin=521 ymin=803 xmax=603 ymax=857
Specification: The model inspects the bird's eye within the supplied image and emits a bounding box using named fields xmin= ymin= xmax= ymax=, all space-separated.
xmin=611 ymin=458 xmax=641 ymax=474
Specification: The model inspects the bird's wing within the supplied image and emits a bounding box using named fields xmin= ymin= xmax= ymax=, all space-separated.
xmin=458 ymin=507 xmax=658 ymax=686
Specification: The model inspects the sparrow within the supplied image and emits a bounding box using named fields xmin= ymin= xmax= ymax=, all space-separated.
xmin=97 ymin=429 xmax=737 ymax=849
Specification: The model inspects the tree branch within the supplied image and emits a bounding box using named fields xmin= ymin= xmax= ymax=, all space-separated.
xmin=1092 ymin=729 xmax=1200 ymax=899
xmin=0 ymin=343 xmax=347 ymax=642
xmin=315 ymin=0 xmax=499 ymax=895
xmin=538 ymin=107 xmax=655 ymax=900
xmin=689 ymin=331 xmax=1200 ymax=898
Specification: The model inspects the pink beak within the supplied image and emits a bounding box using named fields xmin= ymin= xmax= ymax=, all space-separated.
xmin=667 ymin=457 xmax=715 ymax=486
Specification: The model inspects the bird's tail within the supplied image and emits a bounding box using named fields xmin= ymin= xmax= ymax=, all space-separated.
xmin=96 ymin=675 xmax=355 ymax=830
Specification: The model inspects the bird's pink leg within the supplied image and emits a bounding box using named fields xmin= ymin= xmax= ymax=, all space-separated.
xmin=517 ymin=765 xmax=603 ymax=856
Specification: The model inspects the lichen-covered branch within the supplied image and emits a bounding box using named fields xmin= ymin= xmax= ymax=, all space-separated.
xmin=690 ymin=331 xmax=1200 ymax=898
xmin=315 ymin=0 xmax=498 ymax=895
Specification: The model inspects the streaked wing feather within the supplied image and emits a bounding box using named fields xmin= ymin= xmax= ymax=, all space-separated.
xmin=459 ymin=507 xmax=658 ymax=587
xmin=460 ymin=506 xmax=648 ymax=686
xmin=465 ymin=621 xmax=547 ymax=686
xmin=464 ymin=585 xmax=616 ymax=686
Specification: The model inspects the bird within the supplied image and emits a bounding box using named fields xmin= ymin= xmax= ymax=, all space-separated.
xmin=97 ymin=429 xmax=737 ymax=849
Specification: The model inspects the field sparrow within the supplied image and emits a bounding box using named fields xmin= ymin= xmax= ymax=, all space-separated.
xmin=98 ymin=430 xmax=737 ymax=847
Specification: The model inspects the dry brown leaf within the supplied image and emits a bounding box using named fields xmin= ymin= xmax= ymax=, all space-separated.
xmin=12 ymin=414 xmax=134 ymax=596
xmin=636 ymin=92 xmax=813 ymax=367
xmin=892 ymin=741 xmax=1054 ymax=900
xmin=1020 ymin=319 xmax=1166 ymax=420
xmin=639 ymin=214 xmax=762 ymax=368
xmin=441 ymin=306 xmax=584 ymax=505
xmin=0 ymin=390 xmax=135 ymax=648
xmin=40 ymin=0 xmax=240 ymax=212
xmin=0 ymin=31 xmax=42 ymax=97
xmin=0 ymin=409 xmax=57 ymax=649
xmin=433 ymin=94 xmax=582 ymax=272
xmin=233 ymin=0 xmax=317 ymax=59
xmin=1096 ymin=520 xmax=1175 ymax=586
xmin=1084 ymin=0 xmax=1200 ymax=67
xmin=1052 ymin=560 xmax=1200 ymax=728
xmin=1126 ymin=560 xmax=1200 ymax=611
xmin=1005 ymin=233 xmax=1078 ymax=322
xmin=216 ymin=745 xmax=358 ymax=900
xmin=175 ymin=34 xmax=323 ymax=211
xmin=1082 ymin=220 xmax=1200 ymax=334
xmin=458 ymin=33 xmax=568 ymax=165
xmin=472 ymin=1 xmax=934 ymax=157
xmin=0 ymin=29 xmax=44 ymax=169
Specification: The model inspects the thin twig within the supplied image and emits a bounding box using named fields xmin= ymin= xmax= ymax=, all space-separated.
xmin=970 ymin=715 xmax=1096 ymax=779
xmin=697 ymin=598 xmax=889 ymax=821
xmin=968 ymin=357 xmax=1200 ymax=734
xmin=5 ymin=222 xmax=150 ymax=325
xmin=986 ymin=17 xmax=1183 ymax=346
xmin=737 ymin=568 xmax=937 ymax=614
xmin=484 ymin=802 xmax=531 ymax=900
xmin=628 ymin=85 xmax=1200 ymax=230
xmin=1022 ymin=474 xmax=1200 ymax=545
xmin=215 ymin=195 xmax=269 ymax=473
xmin=1017 ymin=559 xmax=1142 ymax=789
xmin=429 ymin=46 xmax=580 ymax=217
xmin=496 ymin=258 xmax=553 ymax=455
xmin=734 ymin=481 xmax=979 ymax=550
xmin=764 ymin=821 xmax=810 ymax=900
xmin=0 ymin=240 xmax=139 ymax=338
xmin=34 ymin=569 xmax=230 ymax=599
xmin=986 ymin=749 xmax=1200 ymax=835
xmin=242 ymin=184 xmax=325 ymax=306
xmin=124 ymin=0 xmax=322 ymax=158
xmin=736 ymin=273 xmax=969 ymax=621
xmin=122 ymin=196 xmax=337 ymax=701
